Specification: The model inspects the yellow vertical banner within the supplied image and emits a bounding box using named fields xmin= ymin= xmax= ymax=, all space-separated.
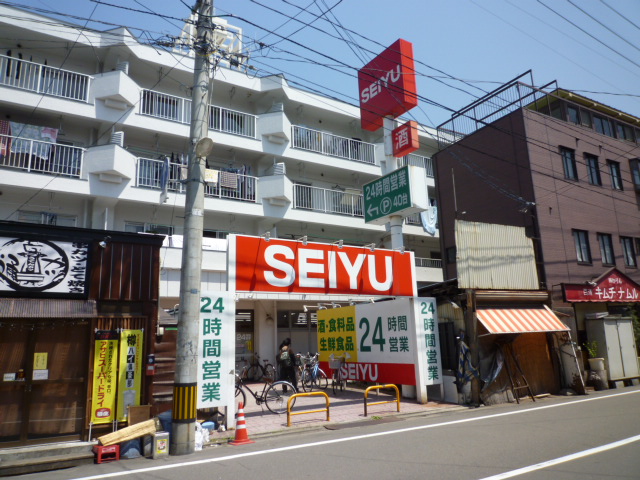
xmin=117 ymin=329 xmax=144 ymax=422
xmin=91 ymin=331 xmax=119 ymax=424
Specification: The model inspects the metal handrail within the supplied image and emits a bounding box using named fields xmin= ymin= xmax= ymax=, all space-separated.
xmin=293 ymin=183 xmax=364 ymax=217
xmin=287 ymin=391 xmax=330 ymax=427
xmin=291 ymin=125 xmax=376 ymax=165
xmin=363 ymin=384 xmax=400 ymax=417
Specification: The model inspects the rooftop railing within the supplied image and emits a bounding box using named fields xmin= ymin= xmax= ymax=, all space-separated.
xmin=140 ymin=89 xmax=257 ymax=138
xmin=137 ymin=157 xmax=258 ymax=202
xmin=291 ymin=125 xmax=376 ymax=165
xmin=0 ymin=134 xmax=83 ymax=178
xmin=0 ymin=54 xmax=91 ymax=102
xmin=293 ymin=183 xmax=364 ymax=217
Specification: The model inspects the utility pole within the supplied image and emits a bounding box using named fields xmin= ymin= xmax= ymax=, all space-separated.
xmin=171 ymin=0 xmax=213 ymax=456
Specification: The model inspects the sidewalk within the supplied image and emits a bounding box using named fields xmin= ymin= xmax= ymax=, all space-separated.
xmin=206 ymin=382 xmax=463 ymax=444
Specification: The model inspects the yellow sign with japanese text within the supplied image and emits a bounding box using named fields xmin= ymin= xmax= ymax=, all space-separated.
xmin=116 ymin=329 xmax=144 ymax=422
xmin=91 ymin=331 xmax=119 ymax=424
xmin=317 ymin=306 xmax=358 ymax=363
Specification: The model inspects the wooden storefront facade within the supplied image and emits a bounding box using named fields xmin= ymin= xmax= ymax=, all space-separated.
xmin=0 ymin=221 xmax=163 ymax=447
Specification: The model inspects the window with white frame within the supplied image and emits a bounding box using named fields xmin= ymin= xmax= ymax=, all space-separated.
xmin=124 ymin=221 xmax=174 ymax=236
xmin=18 ymin=210 xmax=77 ymax=227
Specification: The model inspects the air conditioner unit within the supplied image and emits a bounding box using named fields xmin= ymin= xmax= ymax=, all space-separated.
xmin=110 ymin=131 xmax=124 ymax=147
xmin=269 ymin=162 xmax=286 ymax=175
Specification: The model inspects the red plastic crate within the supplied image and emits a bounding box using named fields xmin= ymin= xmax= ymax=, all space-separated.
xmin=93 ymin=444 xmax=120 ymax=463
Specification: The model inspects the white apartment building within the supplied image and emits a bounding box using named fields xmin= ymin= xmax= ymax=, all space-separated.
xmin=0 ymin=5 xmax=442 ymax=360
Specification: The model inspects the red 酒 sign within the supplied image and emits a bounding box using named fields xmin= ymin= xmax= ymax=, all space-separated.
xmin=358 ymin=39 xmax=418 ymax=132
xmin=392 ymin=120 xmax=419 ymax=157
xmin=563 ymin=268 xmax=640 ymax=302
xmin=232 ymin=235 xmax=416 ymax=296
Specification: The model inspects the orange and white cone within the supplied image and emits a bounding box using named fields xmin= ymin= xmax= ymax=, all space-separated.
xmin=229 ymin=402 xmax=255 ymax=445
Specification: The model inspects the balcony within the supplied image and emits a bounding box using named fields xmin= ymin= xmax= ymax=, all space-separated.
xmin=399 ymin=153 xmax=434 ymax=177
xmin=136 ymin=157 xmax=258 ymax=202
xmin=139 ymin=89 xmax=257 ymax=138
xmin=0 ymin=54 xmax=91 ymax=102
xmin=291 ymin=125 xmax=376 ymax=165
xmin=293 ymin=183 xmax=363 ymax=217
xmin=0 ymin=133 xmax=84 ymax=178
xmin=415 ymin=257 xmax=442 ymax=269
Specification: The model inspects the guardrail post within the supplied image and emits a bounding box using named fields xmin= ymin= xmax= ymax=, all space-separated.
xmin=364 ymin=384 xmax=401 ymax=417
xmin=287 ymin=392 xmax=330 ymax=427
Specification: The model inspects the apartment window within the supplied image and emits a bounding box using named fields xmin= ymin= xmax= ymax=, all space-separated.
xmin=616 ymin=122 xmax=635 ymax=142
xmin=630 ymin=159 xmax=640 ymax=190
xmin=621 ymin=237 xmax=637 ymax=267
xmin=585 ymin=154 xmax=602 ymax=186
xmin=561 ymin=147 xmax=578 ymax=180
xmin=567 ymin=105 xmax=580 ymax=124
xmin=125 ymin=221 xmax=174 ymax=236
xmin=594 ymin=115 xmax=614 ymax=137
xmin=18 ymin=211 xmax=76 ymax=227
xmin=573 ymin=230 xmax=592 ymax=264
xmin=597 ymin=233 xmax=615 ymax=266
xmin=608 ymin=160 xmax=623 ymax=190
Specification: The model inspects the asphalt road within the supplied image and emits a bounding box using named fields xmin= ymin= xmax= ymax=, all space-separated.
xmin=18 ymin=386 xmax=640 ymax=480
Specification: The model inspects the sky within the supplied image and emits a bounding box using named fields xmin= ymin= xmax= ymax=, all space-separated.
xmin=12 ymin=0 xmax=640 ymax=130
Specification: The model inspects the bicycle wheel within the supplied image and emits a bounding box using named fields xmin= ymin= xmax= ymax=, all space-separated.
xmin=313 ymin=368 xmax=329 ymax=390
xmin=301 ymin=369 xmax=313 ymax=392
xmin=235 ymin=384 xmax=247 ymax=408
xmin=265 ymin=381 xmax=297 ymax=414
xmin=246 ymin=365 xmax=260 ymax=382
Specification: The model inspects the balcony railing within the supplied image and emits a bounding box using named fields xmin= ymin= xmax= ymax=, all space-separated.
xmin=399 ymin=153 xmax=434 ymax=178
xmin=137 ymin=157 xmax=258 ymax=202
xmin=0 ymin=134 xmax=83 ymax=178
xmin=291 ymin=126 xmax=376 ymax=165
xmin=0 ymin=54 xmax=91 ymax=102
xmin=415 ymin=257 xmax=442 ymax=269
xmin=405 ymin=212 xmax=439 ymax=231
xmin=293 ymin=183 xmax=364 ymax=217
xmin=140 ymin=89 xmax=257 ymax=138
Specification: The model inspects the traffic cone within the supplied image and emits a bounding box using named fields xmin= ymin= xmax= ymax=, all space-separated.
xmin=229 ymin=402 xmax=255 ymax=445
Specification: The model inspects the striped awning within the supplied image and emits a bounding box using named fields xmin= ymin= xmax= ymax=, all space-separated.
xmin=476 ymin=305 xmax=569 ymax=334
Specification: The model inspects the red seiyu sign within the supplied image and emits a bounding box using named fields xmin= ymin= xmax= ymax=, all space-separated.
xmin=563 ymin=269 xmax=640 ymax=302
xmin=392 ymin=120 xmax=419 ymax=157
xmin=231 ymin=235 xmax=417 ymax=297
xmin=358 ymin=39 xmax=418 ymax=132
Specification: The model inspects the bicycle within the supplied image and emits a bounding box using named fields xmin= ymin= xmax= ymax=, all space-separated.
xmin=245 ymin=352 xmax=276 ymax=382
xmin=300 ymin=352 xmax=328 ymax=392
xmin=234 ymin=371 xmax=297 ymax=414
xmin=329 ymin=352 xmax=350 ymax=394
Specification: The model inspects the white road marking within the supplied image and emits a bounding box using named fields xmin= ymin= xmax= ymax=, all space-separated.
xmin=477 ymin=434 xmax=640 ymax=479
xmin=70 ymin=389 xmax=640 ymax=480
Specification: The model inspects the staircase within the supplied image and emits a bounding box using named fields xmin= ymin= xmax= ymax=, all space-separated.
xmin=0 ymin=442 xmax=95 ymax=477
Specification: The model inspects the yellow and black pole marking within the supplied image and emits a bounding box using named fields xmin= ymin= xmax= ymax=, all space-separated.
xmin=172 ymin=383 xmax=197 ymax=423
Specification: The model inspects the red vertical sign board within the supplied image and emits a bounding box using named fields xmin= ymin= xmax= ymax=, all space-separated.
xmin=392 ymin=120 xmax=419 ymax=157
xmin=358 ymin=39 xmax=418 ymax=132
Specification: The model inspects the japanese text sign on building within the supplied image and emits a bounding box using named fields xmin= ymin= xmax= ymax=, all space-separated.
xmin=317 ymin=298 xmax=441 ymax=403
xmin=358 ymin=39 xmax=418 ymax=132
xmin=0 ymin=237 xmax=88 ymax=296
xmin=563 ymin=268 xmax=640 ymax=303
xmin=392 ymin=120 xmax=419 ymax=158
xmin=230 ymin=235 xmax=417 ymax=297
xmin=197 ymin=292 xmax=235 ymax=410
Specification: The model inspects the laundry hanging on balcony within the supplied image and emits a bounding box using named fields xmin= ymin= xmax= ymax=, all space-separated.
xmin=218 ymin=170 xmax=238 ymax=189
xmin=9 ymin=121 xmax=58 ymax=160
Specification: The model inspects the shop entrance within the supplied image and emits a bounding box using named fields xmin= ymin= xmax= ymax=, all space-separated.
xmin=0 ymin=319 xmax=89 ymax=447
xmin=235 ymin=310 xmax=254 ymax=371
xmin=277 ymin=310 xmax=318 ymax=355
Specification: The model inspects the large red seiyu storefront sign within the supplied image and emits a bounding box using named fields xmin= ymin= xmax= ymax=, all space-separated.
xmin=563 ymin=268 xmax=640 ymax=302
xmin=230 ymin=235 xmax=416 ymax=296
xmin=358 ymin=39 xmax=418 ymax=132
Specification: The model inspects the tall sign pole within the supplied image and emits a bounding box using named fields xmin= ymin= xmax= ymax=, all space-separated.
xmin=171 ymin=0 xmax=213 ymax=456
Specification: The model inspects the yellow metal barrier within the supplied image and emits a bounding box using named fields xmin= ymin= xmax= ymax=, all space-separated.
xmin=364 ymin=384 xmax=400 ymax=417
xmin=287 ymin=392 xmax=330 ymax=427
